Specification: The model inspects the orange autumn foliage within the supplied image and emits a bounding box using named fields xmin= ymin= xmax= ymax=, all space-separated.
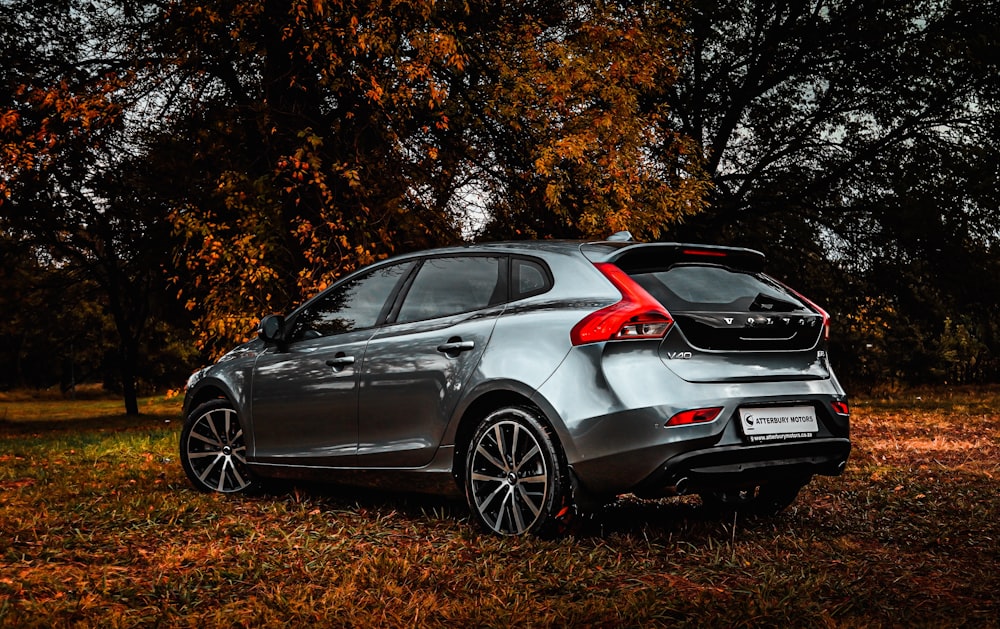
xmin=158 ymin=1 xmax=710 ymax=355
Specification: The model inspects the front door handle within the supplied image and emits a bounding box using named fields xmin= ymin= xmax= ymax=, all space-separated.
xmin=437 ymin=339 xmax=475 ymax=356
xmin=325 ymin=354 xmax=355 ymax=371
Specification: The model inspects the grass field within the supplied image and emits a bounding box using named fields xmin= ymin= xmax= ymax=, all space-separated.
xmin=1 ymin=388 xmax=998 ymax=627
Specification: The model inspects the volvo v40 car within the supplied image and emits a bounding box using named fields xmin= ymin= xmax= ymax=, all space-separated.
xmin=180 ymin=238 xmax=850 ymax=536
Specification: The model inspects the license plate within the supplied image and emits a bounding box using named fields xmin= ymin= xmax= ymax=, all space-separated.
xmin=739 ymin=406 xmax=818 ymax=443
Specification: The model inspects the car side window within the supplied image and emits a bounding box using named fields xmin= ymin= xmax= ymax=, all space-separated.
xmin=396 ymin=256 xmax=504 ymax=323
xmin=291 ymin=262 xmax=412 ymax=340
xmin=512 ymin=257 xmax=551 ymax=299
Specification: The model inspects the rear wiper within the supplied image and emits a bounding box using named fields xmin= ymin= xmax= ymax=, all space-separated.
xmin=748 ymin=293 xmax=799 ymax=312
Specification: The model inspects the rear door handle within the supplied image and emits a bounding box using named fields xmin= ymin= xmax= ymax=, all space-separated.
xmin=437 ymin=340 xmax=475 ymax=355
xmin=325 ymin=354 xmax=355 ymax=370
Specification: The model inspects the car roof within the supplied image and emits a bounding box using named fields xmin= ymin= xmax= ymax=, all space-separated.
xmin=383 ymin=240 xmax=766 ymax=273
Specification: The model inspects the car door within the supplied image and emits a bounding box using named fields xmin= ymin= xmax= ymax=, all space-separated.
xmin=357 ymin=255 xmax=506 ymax=467
xmin=250 ymin=262 xmax=413 ymax=466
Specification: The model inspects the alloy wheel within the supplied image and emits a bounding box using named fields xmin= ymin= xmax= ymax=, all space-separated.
xmin=468 ymin=411 xmax=552 ymax=535
xmin=182 ymin=404 xmax=252 ymax=493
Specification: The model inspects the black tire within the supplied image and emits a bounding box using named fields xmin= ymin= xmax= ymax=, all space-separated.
xmin=180 ymin=399 xmax=258 ymax=494
xmin=700 ymin=480 xmax=807 ymax=518
xmin=464 ymin=406 xmax=573 ymax=536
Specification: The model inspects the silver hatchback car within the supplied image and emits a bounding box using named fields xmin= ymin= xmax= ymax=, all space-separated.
xmin=181 ymin=237 xmax=850 ymax=536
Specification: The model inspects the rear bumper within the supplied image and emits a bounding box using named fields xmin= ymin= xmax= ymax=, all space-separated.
xmin=532 ymin=342 xmax=850 ymax=499
xmin=569 ymin=436 xmax=850 ymax=500
xmin=631 ymin=437 xmax=850 ymax=496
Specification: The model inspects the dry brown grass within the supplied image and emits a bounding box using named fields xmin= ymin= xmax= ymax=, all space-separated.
xmin=1 ymin=390 xmax=998 ymax=627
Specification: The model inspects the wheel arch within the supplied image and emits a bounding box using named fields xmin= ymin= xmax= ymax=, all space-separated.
xmin=450 ymin=387 xmax=569 ymax=487
xmin=183 ymin=379 xmax=237 ymax=418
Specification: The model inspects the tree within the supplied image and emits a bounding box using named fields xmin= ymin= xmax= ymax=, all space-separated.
xmin=154 ymin=0 xmax=709 ymax=356
xmin=450 ymin=2 xmax=709 ymax=240
xmin=661 ymin=0 xmax=1000 ymax=386
xmin=0 ymin=0 xmax=189 ymax=413
xmin=155 ymin=0 xmax=468 ymax=355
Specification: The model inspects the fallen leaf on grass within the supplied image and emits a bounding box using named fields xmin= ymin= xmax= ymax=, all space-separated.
xmin=0 ymin=479 xmax=36 ymax=489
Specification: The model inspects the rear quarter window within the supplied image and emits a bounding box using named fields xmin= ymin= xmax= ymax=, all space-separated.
xmin=512 ymin=257 xmax=552 ymax=300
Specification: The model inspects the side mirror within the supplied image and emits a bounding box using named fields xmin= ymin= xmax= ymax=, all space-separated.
xmin=258 ymin=314 xmax=286 ymax=344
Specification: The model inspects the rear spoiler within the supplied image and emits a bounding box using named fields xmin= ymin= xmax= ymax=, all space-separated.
xmin=581 ymin=242 xmax=766 ymax=273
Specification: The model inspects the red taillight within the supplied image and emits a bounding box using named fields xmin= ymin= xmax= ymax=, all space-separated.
xmin=832 ymin=401 xmax=850 ymax=416
xmin=570 ymin=263 xmax=674 ymax=345
xmin=666 ymin=407 xmax=724 ymax=427
xmin=806 ymin=297 xmax=831 ymax=341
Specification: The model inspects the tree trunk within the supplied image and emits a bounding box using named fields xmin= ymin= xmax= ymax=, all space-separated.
xmin=120 ymin=338 xmax=140 ymax=416
xmin=102 ymin=264 xmax=145 ymax=417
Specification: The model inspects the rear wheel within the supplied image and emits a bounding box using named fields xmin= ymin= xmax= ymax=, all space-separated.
xmin=700 ymin=480 xmax=806 ymax=517
xmin=180 ymin=399 xmax=257 ymax=494
xmin=464 ymin=406 xmax=572 ymax=536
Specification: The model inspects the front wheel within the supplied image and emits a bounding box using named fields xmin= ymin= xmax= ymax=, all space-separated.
xmin=464 ymin=406 xmax=572 ymax=536
xmin=180 ymin=399 xmax=258 ymax=494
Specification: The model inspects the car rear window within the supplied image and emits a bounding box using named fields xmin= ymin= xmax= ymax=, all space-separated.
xmin=631 ymin=265 xmax=806 ymax=312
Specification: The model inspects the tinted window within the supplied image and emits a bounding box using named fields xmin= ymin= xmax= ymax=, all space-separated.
xmin=292 ymin=262 xmax=412 ymax=340
xmin=396 ymin=256 xmax=503 ymax=323
xmin=512 ymin=258 xmax=551 ymax=299
xmin=633 ymin=265 xmax=804 ymax=312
